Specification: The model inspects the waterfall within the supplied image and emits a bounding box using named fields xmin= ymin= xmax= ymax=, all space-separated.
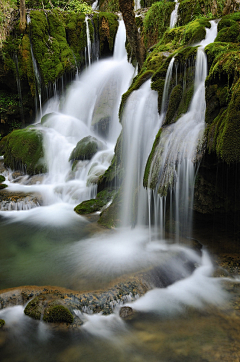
xmin=34 ymin=20 xmax=134 ymax=205
xmin=85 ymin=16 xmax=92 ymax=66
xmin=92 ymin=0 xmax=99 ymax=10
xmin=161 ymin=57 xmax=175 ymax=115
xmin=147 ymin=20 xmax=218 ymax=240
xmin=134 ymin=0 xmax=141 ymax=11
xmin=170 ymin=0 xmax=179 ymax=29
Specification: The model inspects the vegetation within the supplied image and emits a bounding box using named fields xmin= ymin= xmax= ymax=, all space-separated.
xmin=0 ymin=127 xmax=46 ymax=174
xmin=43 ymin=305 xmax=73 ymax=323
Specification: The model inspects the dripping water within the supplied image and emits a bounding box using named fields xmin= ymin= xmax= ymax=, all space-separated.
xmin=147 ymin=20 xmax=218 ymax=240
xmin=170 ymin=0 xmax=179 ymax=29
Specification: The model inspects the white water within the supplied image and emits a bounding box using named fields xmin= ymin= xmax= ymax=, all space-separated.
xmin=147 ymin=20 xmax=218 ymax=240
xmin=170 ymin=0 xmax=179 ymax=29
xmin=120 ymin=80 xmax=160 ymax=227
xmin=85 ymin=16 xmax=92 ymax=66
xmin=92 ymin=0 xmax=98 ymax=10
xmin=0 ymin=17 xmax=229 ymax=346
xmin=134 ymin=0 xmax=141 ymax=11
xmin=2 ymin=20 xmax=134 ymax=211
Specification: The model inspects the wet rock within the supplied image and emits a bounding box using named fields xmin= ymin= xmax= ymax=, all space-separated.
xmin=0 ymin=191 xmax=43 ymax=211
xmin=69 ymin=136 xmax=106 ymax=162
xmin=43 ymin=305 xmax=73 ymax=324
xmin=0 ymin=319 xmax=5 ymax=328
xmin=11 ymin=171 xmax=24 ymax=180
xmin=119 ymin=306 xmax=135 ymax=319
xmin=0 ymin=175 xmax=5 ymax=183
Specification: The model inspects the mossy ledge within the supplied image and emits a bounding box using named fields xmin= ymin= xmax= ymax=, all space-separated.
xmin=0 ymin=127 xmax=46 ymax=175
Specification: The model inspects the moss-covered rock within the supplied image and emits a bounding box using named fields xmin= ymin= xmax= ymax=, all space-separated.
xmin=24 ymin=296 xmax=45 ymax=320
xmin=143 ymin=1 xmax=175 ymax=49
xmin=69 ymin=136 xmax=106 ymax=162
xmin=99 ymin=0 xmax=119 ymax=12
xmin=43 ymin=305 xmax=73 ymax=324
xmin=74 ymin=189 xmax=115 ymax=215
xmin=0 ymin=175 xmax=5 ymax=183
xmin=0 ymin=319 xmax=5 ymax=328
xmin=0 ymin=127 xmax=46 ymax=175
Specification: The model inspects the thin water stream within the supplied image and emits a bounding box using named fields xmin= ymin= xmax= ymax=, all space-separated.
xmin=0 ymin=20 xmax=239 ymax=362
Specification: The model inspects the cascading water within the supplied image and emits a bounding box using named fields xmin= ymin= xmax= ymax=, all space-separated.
xmin=134 ymin=0 xmax=141 ymax=11
xmin=170 ymin=0 xmax=179 ymax=29
xmin=2 ymin=20 xmax=134 ymax=208
xmin=0 ymin=16 xmax=234 ymax=362
xmin=147 ymin=20 xmax=218 ymax=240
xmin=120 ymin=56 xmax=176 ymax=228
xmin=85 ymin=16 xmax=92 ymax=66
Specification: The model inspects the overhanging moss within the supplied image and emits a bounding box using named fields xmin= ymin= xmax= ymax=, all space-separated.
xmin=143 ymin=1 xmax=175 ymax=49
xmin=119 ymin=70 xmax=154 ymax=119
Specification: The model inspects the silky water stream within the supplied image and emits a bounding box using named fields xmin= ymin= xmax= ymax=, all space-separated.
xmin=0 ymin=21 xmax=240 ymax=362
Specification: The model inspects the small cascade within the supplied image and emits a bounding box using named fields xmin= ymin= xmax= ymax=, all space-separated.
xmin=161 ymin=57 xmax=175 ymax=115
xmin=120 ymin=81 xmax=161 ymax=227
xmin=85 ymin=16 xmax=92 ymax=66
xmin=147 ymin=20 xmax=218 ymax=240
xmin=27 ymin=14 xmax=42 ymax=117
xmin=13 ymin=53 xmax=24 ymax=126
xmin=120 ymin=55 xmax=177 ymax=228
xmin=92 ymin=0 xmax=98 ymax=10
xmin=170 ymin=0 xmax=179 ymax=29
xmin=35 ymin=20 xmax=134 ymax=205
xmin=134 ymin=0 xmax=141 ymax=11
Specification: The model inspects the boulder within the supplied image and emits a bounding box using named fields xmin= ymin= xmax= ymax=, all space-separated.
xmin=69 ymin=136 xmax=106 ymax=162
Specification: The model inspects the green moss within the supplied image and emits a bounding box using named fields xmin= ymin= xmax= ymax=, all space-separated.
xmin=43 ymin=305 xmax=73 ymax=324
xmin=0 ymin=319 xmax=5 ymax=328
xmin=74 ymin=199 xmax=105 ymax=214
xmin=74 ymin=189 xmax=114 ymax=215
xmin=0 ymin=184 xmax=8 ymax=189
xmin=69 ymin=136 xmax=105 ymax=162
xmin=143 ymin=1 xmax=175 ymax=49
xmin=143 ymin=128 xmax=162 ymax=188
xmin=99 ymin=0 xmax=119 ymax=12
xmin=165 ymin=84 xmax=183 ymax=125
xmin=0 ymin=127 xmax=46 ymax=175
xmin=94 ymin=12 xmax=119 ymax=54
xmin=98 ymin=187 xmax=122 ymax=228
xmin=216 ymin=22 xmax=240 ymax=43
xmin=0 ymin=175 xmax=5 ymax=183
xmin=119 ymin=70 xmax=154 ymax=119
xmin=24 ymin=296 xmax=43 ymax=320
xmin=207 ymin=79 xmax=240 ymax=164
xmin=30 ymin=10 xmax=75 ymax=85
xmin=177 ymin=0 xmax=202 ymax=26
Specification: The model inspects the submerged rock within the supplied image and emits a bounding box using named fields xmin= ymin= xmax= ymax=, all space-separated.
xmin=69 ymin=136 xmax=106 ymax=162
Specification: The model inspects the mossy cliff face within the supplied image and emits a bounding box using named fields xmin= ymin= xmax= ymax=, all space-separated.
xmin=0 ymin=127 xmax=46 ymax=175
xmin=205 ymin=12 xmax=240 ymax=164
xmin=0 ymin=9 xmax=119 ymax=138
xmin=99 ymin=2 xmax=240 ymax=228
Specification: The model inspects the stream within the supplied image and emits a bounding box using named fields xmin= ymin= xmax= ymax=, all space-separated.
xmin=0 ymin=19 xmax=240 ymax=362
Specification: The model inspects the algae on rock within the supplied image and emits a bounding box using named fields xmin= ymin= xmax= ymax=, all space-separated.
xmin=0 ymin=127 xmax=46 ymax=175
